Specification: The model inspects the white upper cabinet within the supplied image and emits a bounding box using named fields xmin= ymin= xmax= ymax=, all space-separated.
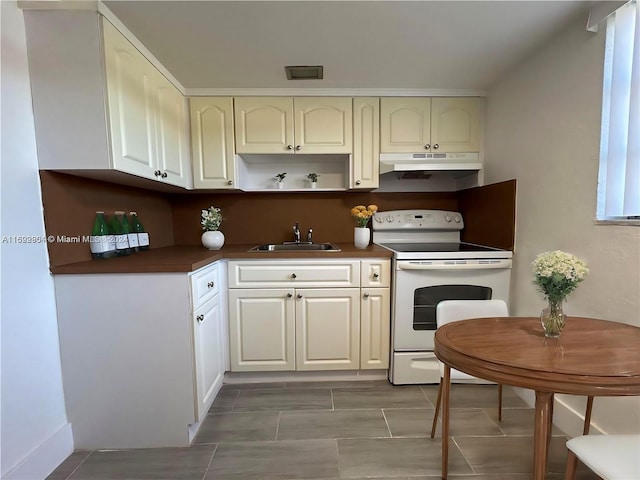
xmin=189 ymin=97 xmax=236 ymax=189
xmin=352 ymin=97 xmax=379 ymax=189
xmin=234 ymin=97 xmax=352 ymax=154
xmin=430 ymin=97 xmax=483 ymax=153
xmin=24 ymin=11 xmax=191 ymax=190
xmin=380 ymin=97 xmax=431 ymax=153
xmin=380 ymin=97 xmax=483 ymax=153
xmin=103 ymin=20 xmax=191 ymax=188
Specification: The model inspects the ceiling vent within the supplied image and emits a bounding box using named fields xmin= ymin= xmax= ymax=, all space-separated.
xmin=285 ymin=65 xmax=324 ymax=80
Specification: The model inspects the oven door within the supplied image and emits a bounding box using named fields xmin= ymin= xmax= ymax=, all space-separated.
xmin=393 ymin=259 xmax=512 ymax=351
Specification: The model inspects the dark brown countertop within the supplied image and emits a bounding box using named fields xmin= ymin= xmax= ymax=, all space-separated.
xmin=50 ymin=243 xmax=393 ymax=274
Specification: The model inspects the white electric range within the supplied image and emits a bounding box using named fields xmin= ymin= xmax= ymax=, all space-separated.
xmin=372 ymin=209 xmax=513 ymax=385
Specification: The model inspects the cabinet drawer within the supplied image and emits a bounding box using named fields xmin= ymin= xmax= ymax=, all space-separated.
xmin=360 ymin=259 xmax=391 ymax=287
xmin=191 ymin=262 xmax=220 ymax=310
xmin=228 ymin=260 xmax=360 ymax=288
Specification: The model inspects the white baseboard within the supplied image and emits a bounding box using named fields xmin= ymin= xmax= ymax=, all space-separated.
xmin=510 ymin=387 xmax=604 ymax=437
xmin=223 ymin=369 xmax=388 ymax=384
xmin=2 ymin=423 xmax=74 ymax=480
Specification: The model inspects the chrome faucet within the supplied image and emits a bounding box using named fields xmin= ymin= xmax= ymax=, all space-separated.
xmin=293 ymin=222 xmax=301 ymax=243
xmin=307 ymin=228 xmax=313 ymax=243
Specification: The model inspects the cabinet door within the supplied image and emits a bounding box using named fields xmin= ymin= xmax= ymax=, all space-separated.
xmin=193 ymin=294 xmax=224 ymax=421
xmin=430 ymin=97 xmax=483 ymax=153
xmin=234 ymin=97 xmax=294 ymax=154
xmin=190 ymin=97 xmax=236 ymax=189
xmin=228 ymin=289 xmax=295 ymax=371
xmin=360 ymin=288 xmax=390 ymax=370
xmin=154 ymin=72 xmax=191 ymax=188
xmin=380 ymin=97 xmax=431 ymax=153
xmin=352 ymin=98 xmax=379 ymax=189
xmin=295 ymin=288 xmax=360 ymax=371
xmin=103 ymin=20 xmax=157 ymax=178
xmin=294 ymin=97 xmax=352 ymax=154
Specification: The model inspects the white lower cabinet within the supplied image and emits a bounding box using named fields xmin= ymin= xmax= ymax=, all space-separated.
xmin=295 ymin=288 xmax=360 ymax=371
xmin=228 ymin=259 xmax=389 ymax=372
xmin=53 ymin=261 xmax=226 ymax=448
xmin=193 ymin=290 xmax=225 ymax=421
xmin=228 ymin=289 xmax=295 ymax=371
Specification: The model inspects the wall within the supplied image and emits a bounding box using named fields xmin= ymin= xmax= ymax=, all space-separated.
xmin=485 ymin=16 xmax=640 ymax=435
xmin=0 ymin=2 xmax=74 ymax=478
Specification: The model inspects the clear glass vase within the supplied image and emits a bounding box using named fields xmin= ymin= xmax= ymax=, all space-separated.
xmin=541 ymin=299 xmax=566 ymax=338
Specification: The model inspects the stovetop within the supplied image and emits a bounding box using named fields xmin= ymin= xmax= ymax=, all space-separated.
xmin=377 ymin=242 xmax=506 ymax=253
xmin=371 ymin=210 xmax=512 ymax=261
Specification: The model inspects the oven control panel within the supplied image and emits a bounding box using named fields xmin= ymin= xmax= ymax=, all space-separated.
xmin=372 ymin=210 xmax=463 ymax=230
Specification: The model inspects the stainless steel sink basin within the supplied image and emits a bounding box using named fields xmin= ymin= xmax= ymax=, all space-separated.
xmin=248 ymin=242 xmax=341 ymax=252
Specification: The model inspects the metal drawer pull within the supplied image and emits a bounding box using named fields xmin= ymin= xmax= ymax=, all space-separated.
xmin=287 ymin=292 xmax=293 ymax=298
xmin=207 ymin=281 xmax=215 ymax=288
xmin=196 ymin=314 xmax=204 ymax=322
xmin=373 ymin=273 xmax=379 ymax=278
xmin=363 ymin=293 xmax=370 ymax=298
xmin=297 ymin=294 xmax=303 ymax=299
xmin=291 ymin=273 xmax=297 ymax=279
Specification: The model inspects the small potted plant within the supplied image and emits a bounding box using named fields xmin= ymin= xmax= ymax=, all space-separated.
xmin=275 ymin=172 xmax=287 ymax=189
xmin=200 ymin=206 xmax=224 ymax=250
xmin=306 ymin=173 xmax=319 ymax=188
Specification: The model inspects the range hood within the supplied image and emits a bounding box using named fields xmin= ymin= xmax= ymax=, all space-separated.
xmin=379 ymin=152 xmax=481 ymax=175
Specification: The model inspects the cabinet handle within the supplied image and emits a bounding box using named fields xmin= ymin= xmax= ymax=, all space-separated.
xmin=287 ymin=145 xmax=293 ymax=150
xmin=295 ymin=145 xmax=301 ymax=151
xmin=373 ymin=273 xmax=379 ymax=279
xmin=287 ymin=292 xmax=293 ymax=298
xmin=154 ymin=170 xmax=161 ymax=177
xmin=297 ymin=294 xmax=303 ymax=299
xmin=161 ymin=171 xmax=168 ymax=178
xmin=433 ymin=144 xmax=439 ymax=150
xmin=363 ymin=293 xmax=370 ymax=298
xmin=291 ymin=273 xmax=297 ymax=279
xmin=227 ymin=180 xmax=233 ymax=185
xmin=355 ymin=180 xmax=361 ymax=185
xmin=196 ymin=314 xmax=204 ymax=322
xmin=207 ymin=281 xmax=214 ymax=288
xmin=424 ymin=144 xmax=430 ymax=150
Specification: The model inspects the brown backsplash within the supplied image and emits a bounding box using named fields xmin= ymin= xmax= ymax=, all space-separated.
xmin=40 ymin=172 xmax=516 ymax=267
xmin=170 ymin=191 xmax=459 ymax=246
xmin=459 ymin=179 xmax=516 ymax=251
xmin=40 ymin=171 xmax=175 ymax=266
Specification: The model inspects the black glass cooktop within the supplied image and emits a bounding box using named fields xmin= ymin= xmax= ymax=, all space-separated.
xmin=378 ymin=242 xmax=505 ymax=253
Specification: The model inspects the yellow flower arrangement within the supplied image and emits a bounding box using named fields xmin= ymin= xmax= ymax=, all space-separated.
xmin=351 ymin=204 xmax=378 ymax=228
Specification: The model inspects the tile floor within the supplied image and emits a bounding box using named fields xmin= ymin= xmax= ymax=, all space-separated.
xmin=48 ymin=381 xmax=600 ymax=480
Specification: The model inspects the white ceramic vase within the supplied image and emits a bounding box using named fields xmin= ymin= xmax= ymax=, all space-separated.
xmin=310 ymin=182 xmax=317 ymax=189
xmin=201 ymin=230 xmax=225 ymax=250
xmin=354 ymin=227 xmax=370 ymax=249
xmin=277 ymin=182 xmax=285 ymax=189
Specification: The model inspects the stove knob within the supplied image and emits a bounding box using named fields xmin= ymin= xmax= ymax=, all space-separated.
xmin=445 ymin=214 xmax=452 ymax=222
xmin=374 ymin=215 xmax=384 ymax=223
xmin=386 ymin=215 xmax=394 ymax=223
xmin=454 ymin=215 xmax=461 ymax=223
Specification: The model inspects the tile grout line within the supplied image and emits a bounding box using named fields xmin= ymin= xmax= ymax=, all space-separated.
xmin=200 ymin=443 xmax=218 ymax=480
xmin=380 ymin=408 xmax=394 ymax=438
xmin=275 ymin=410 xmax=282 ymax=440
xmin=62 ymin=449 xmax=94 ymax=480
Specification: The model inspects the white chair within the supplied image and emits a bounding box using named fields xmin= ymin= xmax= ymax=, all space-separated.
xmin=430 ymin=299 xmax=509 ymax=438
xmin=564 ymin=434 xmax=640 ymax=480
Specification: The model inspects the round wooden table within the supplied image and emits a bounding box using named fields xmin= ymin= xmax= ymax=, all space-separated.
xmin=434 ymin=316 xmax=640 ymax=480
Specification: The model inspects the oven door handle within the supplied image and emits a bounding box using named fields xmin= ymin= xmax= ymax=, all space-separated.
xmin=397 ymin=260 xmax=512 ymax=270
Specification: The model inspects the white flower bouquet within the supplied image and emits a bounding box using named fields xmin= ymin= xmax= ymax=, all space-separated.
xmin=532 ymin=250 xmax=589 ymax=303
xmin=201 ymin=206 xmax=222 ymax=231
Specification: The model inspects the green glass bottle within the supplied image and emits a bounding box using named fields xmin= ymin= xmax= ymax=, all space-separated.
xmin=111 ymin=211 xmax=131 ymax=256
xmin=129 ymin=211 xmax=150 ymax=251
xmin=118 ymin=211 xmax=139 ymax=253
xmin=89 ymin=211 xmax=115 ymax=259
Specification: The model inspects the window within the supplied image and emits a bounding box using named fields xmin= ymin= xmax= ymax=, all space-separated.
xmin=596 ymin=0 xmax=639 ymax=221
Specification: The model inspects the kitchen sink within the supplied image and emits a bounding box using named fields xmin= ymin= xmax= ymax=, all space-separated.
xmin=248 ymin=242 xmax=341 ymax=252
